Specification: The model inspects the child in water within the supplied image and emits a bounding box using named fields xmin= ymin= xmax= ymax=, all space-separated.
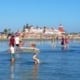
xmin=31 ymin=43 xmax=40 ymax=64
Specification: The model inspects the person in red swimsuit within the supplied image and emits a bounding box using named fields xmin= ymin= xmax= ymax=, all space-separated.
xmin=9 ymin=35 xmax=15 ymax=47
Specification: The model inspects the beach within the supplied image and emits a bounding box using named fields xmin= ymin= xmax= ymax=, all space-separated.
xmin=0 ymin=0 xmax=80 ymax=79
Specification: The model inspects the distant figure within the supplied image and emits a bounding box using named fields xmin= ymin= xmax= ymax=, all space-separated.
xmin=9 ymin=35 xmax=15 ymax=63
xmin=51 ymin=36 xmax=57 ymax=48
xmin=64 ymin=36 xmax=69 ymax=48
xmin=61 ymin=35 xmax=69 ymax=49
xmin=19 ymin=40 xmax=24 ymax=48
xmin=31 ymin=43 xmax=36 ymax=48
xmin=61 ymin=35 xmax=65 ymax=49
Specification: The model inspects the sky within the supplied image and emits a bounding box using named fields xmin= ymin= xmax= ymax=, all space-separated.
xmin=0 ymin=0 xmax=80 ymax=32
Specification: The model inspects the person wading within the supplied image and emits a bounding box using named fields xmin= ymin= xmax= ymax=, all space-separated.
xmin=9 ymin=35 xmax=15 ymax=63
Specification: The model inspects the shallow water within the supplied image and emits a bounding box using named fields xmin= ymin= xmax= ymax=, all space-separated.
xmin=0 ymin=40 xmax=80 ymax=80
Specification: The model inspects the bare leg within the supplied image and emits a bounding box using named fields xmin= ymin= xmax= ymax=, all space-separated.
xmin=10 ymin=46 xmax=15 ymax=63
xmin=33 ymin=53 xmax=40 ymax=64
xmin=11 ymin=57 xmax=15 ymax=63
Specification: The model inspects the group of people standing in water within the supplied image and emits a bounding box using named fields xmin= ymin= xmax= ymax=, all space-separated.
xmin=52 ymin=34 xmax=69 ymax=49
xmin=8 ymin=33 xmax=40 ymax=64
xmin=61 ymin=35 xmax=69 ymax=49
xmin=8 ymin=32 xmax=69 ymax=64
xmin=8 ymin=34 xmax=21 ymax=63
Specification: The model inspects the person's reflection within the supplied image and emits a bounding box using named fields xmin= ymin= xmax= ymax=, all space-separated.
xmin=32 ymin=64 xmax=39 ymax=80
xmin=10 ymin=62 xmax=15 ymax=80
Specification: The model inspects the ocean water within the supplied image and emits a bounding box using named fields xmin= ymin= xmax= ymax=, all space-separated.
xmin=0 ymin=40 xmax=80 ymax=80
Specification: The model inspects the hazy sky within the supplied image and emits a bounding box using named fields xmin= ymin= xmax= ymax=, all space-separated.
xmin=0 ymin=0 xmax=80 ymax=32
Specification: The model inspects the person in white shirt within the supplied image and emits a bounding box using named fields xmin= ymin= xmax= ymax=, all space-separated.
xmin=15 ymin=35 xmax=20 ymax=47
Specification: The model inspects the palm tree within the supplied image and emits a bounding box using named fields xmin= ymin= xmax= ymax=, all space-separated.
xmin=3 ymin=28 xmax=8 ymax=34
